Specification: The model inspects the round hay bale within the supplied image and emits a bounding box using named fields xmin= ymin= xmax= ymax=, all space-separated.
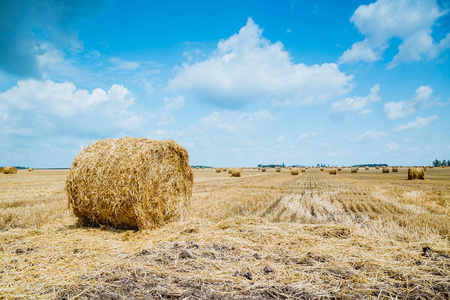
xmin=28 ymin=168 xmax=35 ymax=171
xmin=301 ymin=168 xmax=306 ymax=172
xmin=0 ymin=167 xmax=3 ymax=173
xmin=275 ymin=167 xmax=281 ymax=172
xmin=408 ymin=167 xmax=418 ymax=180
xmin=228 ymin=168 xmax=232 ymax=174
xmin=66 ymin=137 xmax=193 ymax=230
xmin=261 ymin=167 xmax=267 ymax=172
xmin=382 ymin=167 xmax=389 ymax=173
xmin=429 ymin=166 xmax=434 ymax=169
xmin=351 ymin=167 xmax=358 ymax=173
xmin=320 ymin=168 xmax=324 ymax=171
xmin=290 ymin=168 xmax=299 ymax=175
xmin=329 ymin=168 xmax=337 ymax=175
xmin=3 ymin=166 xmax=18 ymax=174
xmin=392 ymin=166 xmax=398 ymax=172
xmin=365 ymin=166 xmax=369 ymax=170
xmin=215 ymin=168 xmax=222 ymax=173
xmin=417 ymin=168 xmax=425 ymax=180
xmin=337 ymin=168 xmax=341 ymax=171
xmin=375 ymin=166 xmax=379 ymax=169
xmin=231 ymin=168 xmax=242 ymax=177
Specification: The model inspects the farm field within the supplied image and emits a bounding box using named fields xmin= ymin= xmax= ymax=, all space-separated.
xmin=1 ymin=167 xmax=449 ymax=299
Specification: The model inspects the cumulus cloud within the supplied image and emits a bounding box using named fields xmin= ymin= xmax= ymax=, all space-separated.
xmin=384 ymin=85 xmax=433 ymax=120
xmin=0 ymin=0 xmax=109 ymax=77
xmin=339 ymin=0 xmax=450 ymax=66
xmin=156 ymin=95 xmax=186 ymax=126
xmin=169 ymin=18 xmax=353 ymax=108
xmin=359 ymin=130 xmax=388 ymax=141
xmin=109 ymin=58 xmax=141 ymax=70
xmin=332 ymin=84 xmax=381 ymax=115
xmin=393 ymin=115 xmax=438 ymax=131
xmin=0 ymin=79 xmax=145 ymax=136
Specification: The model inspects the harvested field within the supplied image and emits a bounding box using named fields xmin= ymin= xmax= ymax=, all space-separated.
xmin=1 ymin=168 xmax=449 ymax=299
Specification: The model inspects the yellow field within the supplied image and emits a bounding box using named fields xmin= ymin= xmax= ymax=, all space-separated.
xmin=1 ymin=167 xmax=449 ymax=299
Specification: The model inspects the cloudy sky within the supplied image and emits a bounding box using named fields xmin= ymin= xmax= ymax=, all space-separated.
xmin=0 ymin=0 xmax=449 ymax=168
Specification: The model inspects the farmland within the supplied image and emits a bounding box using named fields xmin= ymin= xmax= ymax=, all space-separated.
xmin=1 ymin=167 xmax=449 ymax=299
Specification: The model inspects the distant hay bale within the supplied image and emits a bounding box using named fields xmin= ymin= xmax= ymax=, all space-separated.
xmin=261 ymin=168 xmax=266 ymax=172
xmin=290 ymin=168 xmax=299 ymax=175
xmin=441 ymin=165 xmax=446 ymax=168
xmin=275 ymin=167 xmax=281 ymax=172
xmin=429 ymin=166 xmax=434 ymax=169
xmin=337 ymin=168 xmax=341 ymax=171
xmin=329 ymin=168 xmax=337 ymax=175
xmin=365 ymin=166 xmax=369 ymax=170
xmin=223 ymin=168 xmax=227 ymax=171
xmin=408 ymin=167 xmax=417 ymax=180
xmin=28 ymin=168 xmax=35 ymax=171
xmin=257 ymin=167 xmax=261 ymax=170
xmin=382 ymin=167 xmax=389 ymax=173
xmin=228 ymin=168 xmax=232 ymax=174
xmin=0 ymin=167 xmax=3 ymax=173
xmin=3 ymin=166 xmax=18 ymax=174
xmin=320 ymin=168 xmax=324 ymax=171
xmin=301 ymin=168 xmax=306 ymax=172
xmin=66 ymin=137 xmax=194 ymax=230
xmin=392 ymin=166 xmax=398 ymax=172
xmin=375 ymin=166 xmax=379 ymax=169
xmin=351 ymin=167 xmax=358 ymax=173
xmin=231 ymin=168 xmax=242 ymax=177
xmin=215 ymin=168 xmax=222 ymax=173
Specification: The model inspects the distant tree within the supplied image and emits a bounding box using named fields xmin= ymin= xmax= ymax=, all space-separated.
xmin=433 ymin=159 xmax=441 ymax=167
xmin=442 ymin=159 xmax=447 ymax=166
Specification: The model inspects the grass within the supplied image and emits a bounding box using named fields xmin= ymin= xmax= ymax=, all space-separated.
xmin=1 ymin=167 xmax=449 ymax=299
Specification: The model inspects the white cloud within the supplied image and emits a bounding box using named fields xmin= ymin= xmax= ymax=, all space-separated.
xmin=332 ymin=84 xmax=381 ymax=115
xmin=169 ymin=18 xmax=353 ymax=108
xmin=299 ymin=131 xmax=322 ymax=141
xmin=386 ymin=141 xmax=399 ymax=151
xmin=359 ymin=130 xmax=388 ymax=141
xmin=156 ymin=95 xmax=186 ymax=126
xmin=339 ymin=0 xmax=450 ymax=66
xmin=0 ymin=79 xmax=145 ymax=136
xmin=393 ymin=115 xmax=438 ymax=131
xmin=384 ymin=85 xmax=433 ymax=120
xmin=163 ymin=95 xmax=185 ymax=110
xmin=109 ymin=57 xmax=140 ymax=70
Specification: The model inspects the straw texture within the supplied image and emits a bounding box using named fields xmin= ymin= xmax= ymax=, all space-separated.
xmin=66 ymin=137 xmax=193 ymax=230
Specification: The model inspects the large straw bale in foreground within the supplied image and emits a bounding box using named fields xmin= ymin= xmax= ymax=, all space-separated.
xmin=66 ymin=137 xmax=194 ymax=230
xmin=2 ymin=166 xmax=18 ymax=174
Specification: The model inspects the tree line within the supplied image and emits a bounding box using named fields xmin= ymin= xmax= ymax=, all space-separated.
xmin=432 ymin=159 xmax=450 ymax=167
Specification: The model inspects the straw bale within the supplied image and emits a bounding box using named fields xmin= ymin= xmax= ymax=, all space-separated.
xmin=290 ymin=168 xmax=299 ymax=175
xmin=261 ymin=168 xmax=266 ymax=172
xmin=320 ymin=168 xmax=324 ymax=171
xmin=408 ymin=168 xmax=417 ymax=180
xmin=329 ymin=168 xmax=337 ymax=175
xmin=376 ymin=166 xmax=379 ymax=169
xmin=275 ymin=167 xmax=281 ymax=172
xmin=429 ymin=166 xmax=434 ymax=169
xmin=215 ymin=168 xmax=222 ymax=173
xmin=417 ymin=168 xmax=425 ymax=179
xmin=351 ymin=167 xmax=358 ymax=173
xmin=0 ymin=167 xmax=3 ymax=173
xmin=365 ymin=166 xmax=369 ymax=170
xmin=392 ymin=166 xmax=398 ymax=172
xmin=301 ymin=168 xmax=306 ymax=172
xmin=66 ymin=137 xmax=194 ymax=230
xmin=228 ymin=168 xmax=232 ymax=174
xmin=382 ymin=167 xmax=389 ymax=173
xmin=337 ymin=168 xmax=341 ymax=171
xmin=231 ymin=168 xmax=242 ymax=177
xmin=28 ymin=168 xmax=35 ymax=171
xmin=2 ymin=166 xmax=18 ymax=174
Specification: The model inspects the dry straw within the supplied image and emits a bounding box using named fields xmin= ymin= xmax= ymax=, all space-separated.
xmin=382 ymin=167 xmax=389 ymax=173
xmin=392 ymin=166 xmax=398 ymax=172
xmin=231 ymin=168 xmax=242 ymax=177
xmin=351 ymin=167 xmax=358 ymax=173
xmin=28 ymin=168 xmax=35 ymax=171
xmin=301 ymin=168 xmax=306 ymax=172
xmin=365 ymin=166 xmax=369 ymax=170
xmin=261 ymin=168 xmax=266 ymax=172
xmin=329 ymin=168 xmax=337 ymax=175
xmin=2 ymin=166 xmax=18 ymax=174
xmin=320 ymin=168 xmax=324 ymax=171
xmin=337 ymin=168 xmax=341 ymax=171
xmin=66 ymin=137 xmax=194 ymax=230
xmin=376 ymin=166 xmax=380 ymax=169
xmin=228 ymin=168 xmax=232 ymax=174
xmin=215 ymin=168 xmax=222 ymax=173
xmin=0 ymin=167 xmax=3 ymax=173
xmin=275 ymin=167 xmax=281 ymax=172
xmin=290 ymin=168 xmax=299 ymax=175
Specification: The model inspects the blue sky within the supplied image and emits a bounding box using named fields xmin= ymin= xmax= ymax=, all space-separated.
xmin=0 ymin=0 xmax=449 ymax=168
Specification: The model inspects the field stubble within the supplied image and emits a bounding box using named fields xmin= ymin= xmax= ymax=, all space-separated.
xmin=1 ymin=167 xmax=449 ymax=299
